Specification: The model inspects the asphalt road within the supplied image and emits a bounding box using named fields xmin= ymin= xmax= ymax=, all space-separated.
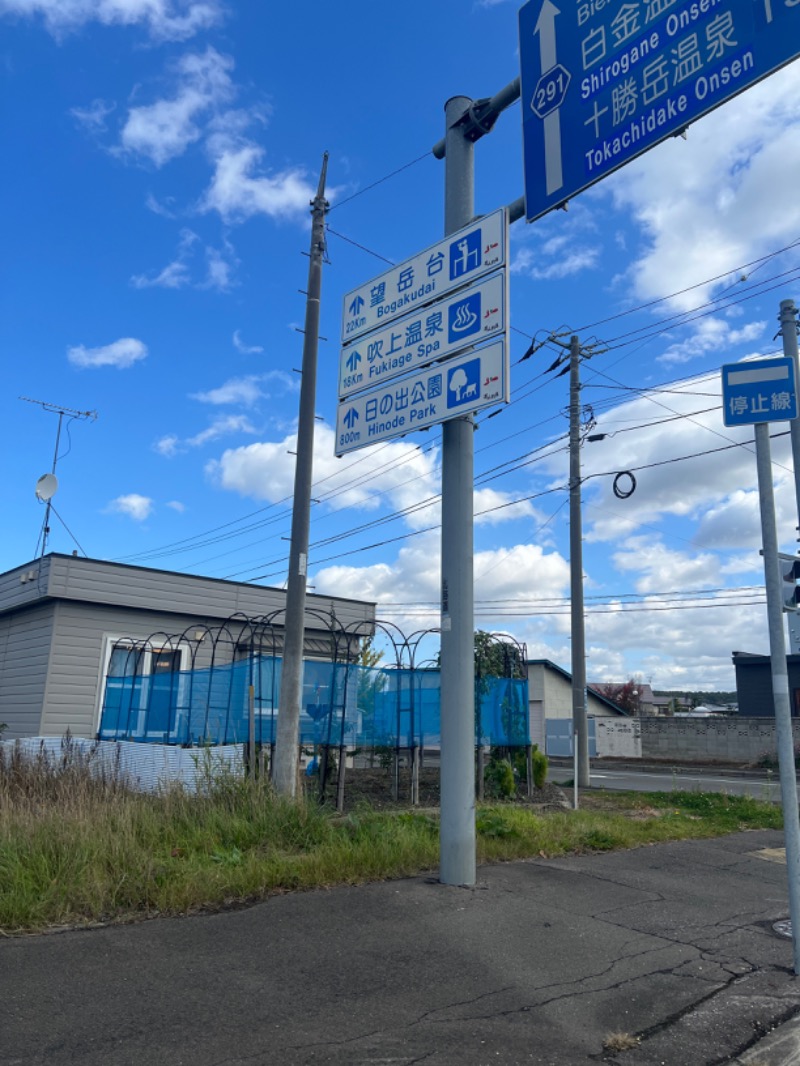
xmin=549 ymin=766 xmax=785 ymax=800
xmin=3 ymin=830 xmax=799 ymax=1066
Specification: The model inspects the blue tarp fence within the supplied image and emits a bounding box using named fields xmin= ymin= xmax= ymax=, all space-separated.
xmin=99 ymin=657 xmax=530 ymax=748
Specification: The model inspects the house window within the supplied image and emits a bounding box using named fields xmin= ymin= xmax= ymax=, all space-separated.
xmin=97 ymin=637 xmax=190 ymax=736
xmin=107 ymin=643 xmax=183 ymax=677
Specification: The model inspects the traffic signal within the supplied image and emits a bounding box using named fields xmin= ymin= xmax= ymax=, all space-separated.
xmin=778 ymin=553 xmax=800 ymax=612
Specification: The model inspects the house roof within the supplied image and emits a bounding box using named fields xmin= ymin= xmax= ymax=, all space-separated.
xmin=527 ymin=659 xmax=630 ymax=716
xmin=0 ymin=553 xmax=376 ymax=631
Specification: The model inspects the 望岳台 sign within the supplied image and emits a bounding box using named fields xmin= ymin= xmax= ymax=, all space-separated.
xmin=341 ymin=209 xmax=507 ymax=344
xmin=519 ymin=0 xmax=800 ymax=222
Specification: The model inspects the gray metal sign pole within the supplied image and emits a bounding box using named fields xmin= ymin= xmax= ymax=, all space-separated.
xmin=780 ymin=299 xmax=800 ymax=654
xmin=569 ymin=336 xmax=590 ymax=789
xmin=754 ymin=420 xmax=800 ymax=975
xmin=273 ymin=155 xmax=329 ymax=798
xmin=439 ymin=95 xmax=477 ymax=886
xmin=782 ymin=299 xmax=800 ymax=524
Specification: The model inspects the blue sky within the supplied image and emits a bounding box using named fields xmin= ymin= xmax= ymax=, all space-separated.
xmin=2 ymin=0 xmax=800 ymax=691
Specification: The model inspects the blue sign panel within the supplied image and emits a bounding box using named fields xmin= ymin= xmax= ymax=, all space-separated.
xmin=335 ymin=339 xmax=508 ymax=456
xmin=341 ymin=209 xmax=507 ymax=344
xmin=338 ymin=272 xmax=506 ymax=399
xmin=721 ymin=357 xmax=798 ymax=426
xmin=519 ymin=0 xmax=800 ymax=222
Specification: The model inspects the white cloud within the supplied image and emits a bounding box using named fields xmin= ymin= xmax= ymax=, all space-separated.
xmin=166 ymin=500 xmax=186 ymax=512
xmin=68 ymin=336 xmax=147 ymax=369
xmin=512 ymin=245 xmax=600 ymax=280
xmin=102 ymin=45 xmax=312 ymax=228
xmin=191 ymin=375 xmax=265 ymax=407
xmin=604 ymin=63 xmax=800 ymax=311
xmin=70 ymin=97 xmax=114 ymax=131
xmin=186 ymin=414 xmax=256 ymax=447
xmin=155 ymin=416 xmax=256 ymax=456
xmin=207 ymin=424 xmax=553 ymax=543
xmin=191 ymin=372 xmax=296 ymax=407
xmin=474 ymin=487 xmax=537 ymax=525
xmin=131 ymin=228 xmax=237 ymax=291
xmin=313 ymin=537 xmax=571 ymax=634
xmin=232 ymin=329 xmax=263 ymax=354
xmin=511 ymin=202 xmax=600 ymax=281
xmin=199 ymin=239 xmax=238 ymax=291
xmin=611 ymin=537 xmax=722 ymax=594
xmin=119 ymin=47 xmax=235 ymax=167
xmin=145 ymin=192 xmax=178 ymax=218
xmin=199 ymin=144 xmax=314 ymax=223
xmin=131 ymin=257 xmax=191 ymax=290
xmin=207 ymin=424 xmax=441 ymax=518
xmin=154 ymin=434 xmax=179 ymax=457
xmin=658 ymin=317 xmax=766 ymax=366
xmin=107 ymin=493 xmax=153 ymax=521
xmin=0 ymin=0 xmax=223 ymax=40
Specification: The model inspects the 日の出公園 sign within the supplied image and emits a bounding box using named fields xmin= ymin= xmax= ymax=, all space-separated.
xmin=721 ymin=357 xmax=798 ymax=426
xmin=338 ymin=272 xmax=507 ymax=399
xmin=341 ymin=209 xmax=507 ymax=344
xmin=335 ymin=338 xmax=509 ymax=456
xmin=519 ymin=0 xmax=800 ymax=223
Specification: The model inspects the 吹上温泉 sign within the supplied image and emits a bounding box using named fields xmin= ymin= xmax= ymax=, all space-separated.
xmin=721 ymin=357 xmax=798 ymax=426
xmin=519 ymin=0 xmax=800 ymax=222
xmin=338 ymin=271 xmax=507 ymax=399
xmin=335 ymin=338 xmax=509 ymax=456
xmin=341 ymin=209 xmax=507 ymax=344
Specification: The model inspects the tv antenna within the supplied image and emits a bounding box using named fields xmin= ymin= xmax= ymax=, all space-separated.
xmin=20 ymin=397 xmax=98 ymax=558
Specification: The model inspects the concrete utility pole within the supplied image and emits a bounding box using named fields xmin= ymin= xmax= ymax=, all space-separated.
xmin=568 ymin=336 xmax=590 ymax=789
xmin=754 ymin=420 xmax=800 ymax=975
xmin=439 ymin=95 xmax=477 ymax=886
xmin=273 ymin=154 xmax=329 ymax=799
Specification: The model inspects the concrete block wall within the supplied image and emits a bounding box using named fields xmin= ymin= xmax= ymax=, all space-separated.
xmin=638 ymin=717 xmax=800 ymax=764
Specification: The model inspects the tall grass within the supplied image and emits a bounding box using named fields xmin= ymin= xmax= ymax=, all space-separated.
xmin=0 ymin=743 xmax=782 ymax=934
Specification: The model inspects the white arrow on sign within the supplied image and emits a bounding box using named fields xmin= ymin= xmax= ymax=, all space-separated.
xmin=534 ymin=0 xmax=564 ymax=196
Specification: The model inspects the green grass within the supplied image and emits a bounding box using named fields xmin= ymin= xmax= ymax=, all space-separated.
xmin=0 ymin=750 xmax=783 ymax=934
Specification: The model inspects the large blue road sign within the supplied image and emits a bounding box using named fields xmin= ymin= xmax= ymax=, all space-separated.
xmin=335 ymin=339 xmax=508 ymax=456
xmin=519 ymin=0 xmax=800 ymax=223
xmin=341 ymin=209 xmax=507 ymax=344
xmin=721 ymin=357 xmax=798 ymax=427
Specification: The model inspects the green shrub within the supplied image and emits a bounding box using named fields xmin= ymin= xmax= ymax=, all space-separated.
xmin=532 ymin=745 xmax=548 ymax=790
xmin=484 ymin=758 xmax=516 ymax=799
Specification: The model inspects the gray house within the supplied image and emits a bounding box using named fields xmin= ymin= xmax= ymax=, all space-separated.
xmin=0 ymin=554 xmax=376 ymax=741
xmin=732 ymin=650 xmax=800 ymax=717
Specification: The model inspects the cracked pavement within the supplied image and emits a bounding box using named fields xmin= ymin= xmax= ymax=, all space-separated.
xmin=1 ymin=830 xmax=799 ymax=1066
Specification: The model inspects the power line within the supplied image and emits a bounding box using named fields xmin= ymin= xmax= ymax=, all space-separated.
xmin=571 ymin=236 xmax=800 ymax=334
xmin=328 ymin=152 xmax=432 ymax=213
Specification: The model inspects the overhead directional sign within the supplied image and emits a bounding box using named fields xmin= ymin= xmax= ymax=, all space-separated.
xmin=338 ymin=272 xmax=507 ymax=399
xmin=341 ymin=209 xmax=507 ymax=344
xmin=335 ymin=339 xmax=509 ymax=456
xmin=721 ymin=357 xmax=798 ymax=427
xmin=519 ymin=0 xmax=800 ymax=223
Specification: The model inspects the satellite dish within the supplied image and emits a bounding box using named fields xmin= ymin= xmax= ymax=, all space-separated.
xmin=35 ymin=473 xmax=58 ymax=502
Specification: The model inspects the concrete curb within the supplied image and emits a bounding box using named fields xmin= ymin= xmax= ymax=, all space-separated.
xmin=548 ymin=757 xmax=783 ymax=780
xmin=732 ymin=1012 xmax=800 ymax=1064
